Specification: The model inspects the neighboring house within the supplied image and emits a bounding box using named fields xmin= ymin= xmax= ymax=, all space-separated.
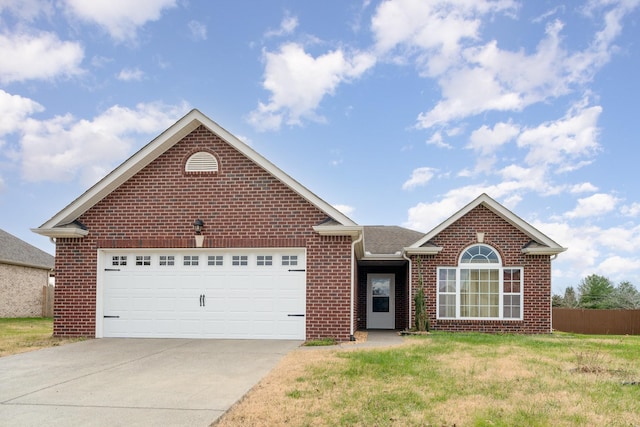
xmin=33 ymin=109 xmax=566 ymax=341
xmin=0 ymin=228 xmax=55 ymax=317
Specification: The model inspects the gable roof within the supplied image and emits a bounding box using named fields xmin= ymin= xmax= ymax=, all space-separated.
xmin=33 ymin=109 xmax=356 ymax=238
xmin=408 ymin=193 xmax=566 ymax=256
xmin=0 ymin=229 xmax=54 ymax=270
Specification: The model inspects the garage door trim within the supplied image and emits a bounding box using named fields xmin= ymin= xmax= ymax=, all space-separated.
xmin=96 ymin=248 xmax=306 ymax=339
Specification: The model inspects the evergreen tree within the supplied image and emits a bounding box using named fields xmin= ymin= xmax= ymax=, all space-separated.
xmin=578 ymin=274 xmax=615 ymax=309
xmin=612 ymin=281 xmax=640 ymax=309
xmin=563 ymin=286 xmax=578 ymax=307
xmin=552 ymin=294 xmax=564 ymax=307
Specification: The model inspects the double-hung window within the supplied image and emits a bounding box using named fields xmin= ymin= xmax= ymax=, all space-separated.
xmin=437 ymin=244 xmax=522 ymax=320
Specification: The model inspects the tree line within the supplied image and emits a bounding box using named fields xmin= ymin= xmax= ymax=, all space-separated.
xmin=553 ymin=274 xmax=640 ymax=309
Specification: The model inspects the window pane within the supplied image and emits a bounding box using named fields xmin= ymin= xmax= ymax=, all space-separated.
xmin=461 ymin=245 xmax=499 ymax=263
xmin=503 ymin=295 xmax=521 ymax=319
xmin=504 ymin=268 xmax=522 ymax=293
xmin=372 ymin=278 xmax=390 ymax=297
xmin=373 ymin=297 xmax=389 ymax=312
xmin=439 ymin=294 xmax=456 ymax=318
xmin=438 ymin=268 xmax=456 ymax=292
xmin=460 ymin=268 xmax=499 ymax=318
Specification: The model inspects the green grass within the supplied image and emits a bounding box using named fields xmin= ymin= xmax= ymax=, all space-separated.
xmin=287 ymin=332 xmax=640 ymax=426
xmin=304 ymin=337 xmax=338 ymax=346
xmin=0 ymin=317 xmax=81 ymax=356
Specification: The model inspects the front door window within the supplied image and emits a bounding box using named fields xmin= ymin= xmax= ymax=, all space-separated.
xmin=372 ymin=278 xmax=390 ymax=312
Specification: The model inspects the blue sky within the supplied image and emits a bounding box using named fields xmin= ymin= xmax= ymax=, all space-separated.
xmin=1 ymin=0 xmax=639 ymax=294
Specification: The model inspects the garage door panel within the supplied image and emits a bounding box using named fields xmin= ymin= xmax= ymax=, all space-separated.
xmin=101 ymin=249 xmax=306 ymax=339
xmin=253 ymin=299 xmax=274 ymax=312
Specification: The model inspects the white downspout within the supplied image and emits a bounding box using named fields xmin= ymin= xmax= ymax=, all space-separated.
xmin=550 ymin=254 xmax=558 ymax=334
xmin=402 ymin=250 xmax=413 ymax=330
xmin=350 ymin=230 xmax=364 ymax=341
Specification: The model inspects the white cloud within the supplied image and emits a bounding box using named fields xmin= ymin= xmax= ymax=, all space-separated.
xmin=564 ymin=193 xmax=619 ymax=219
xmin=411 ymin=1 xmax=637 ymax=129
xmin=517 ymin=101 xmax=601 ymax=169
xmin=18 ymin=102 xmax=190 ymax=185
xmin=0 ymin=90 xmax=44 ymax=136
xmin=265 ymin=14 xmax=299 ymax=38
xmin=334 ymin=204 xmax=355 ymax=218
xmin=117 ymin=67 xmax=145 ymax=81
xmin=426 ymin=132 xmax=452 ymax=149
xmin=371 ymin=0 xmax=516 ymax=76
xmin=0 ymin=31 xmax=84 ymax=83
xmin=533 ymin=218 xmax=640 ymax=289
xmin=621 ymin=202 xmax=640 ymax=217
xmin=570 ymin=182 xmax=598 ymax=194
xmin=497 ymin=164 xmax=550 ymax=193
xmin=63 ymin=0 xmax=178 ymax=41
xmin=402 ymin=167 xmax=437 ymax=190
xmin=0 ymin=0 xmax=54 ymax=21
xmin=597 ymin=255 xmax=640 ymax=278
xmin=468 ymin=121 xmax=519 ymax=155
xmin=405 ymin=186 xmax=499 ymax=231
xmin=188 ymin=20 xmax=207 ymax=41
xmin=248 ymin=43 xmax=376 ymax=131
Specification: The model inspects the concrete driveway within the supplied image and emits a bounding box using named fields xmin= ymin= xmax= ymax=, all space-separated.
xmin=0 ymin=338 xmax=301 ymax=426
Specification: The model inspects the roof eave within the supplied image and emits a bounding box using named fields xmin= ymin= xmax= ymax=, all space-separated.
xmin=313 ymin=225 xmax=363 ymax=237
xmin=0 ymin=258 xmax=54 ymax=270
xmin=362 ymin=252 xmax=405 ymax=261
xmin=403 ymin=246 xmax=443 ymax=255
xmin=521 ymin=247 xmax=567 ymax=255
xmin=31 ymin=227 xmax=89 ymax=239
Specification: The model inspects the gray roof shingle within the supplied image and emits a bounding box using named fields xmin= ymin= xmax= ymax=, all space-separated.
xmin=0 ymin=229 xmax=54 ymax=270
xmin=363 ymin=226 xmax=425 ymax=255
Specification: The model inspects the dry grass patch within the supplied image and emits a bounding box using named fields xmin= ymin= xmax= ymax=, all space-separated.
xmin=214 ymin=348 xmax=349 ymax=426
xmin=0 ymin=317 xmax=83 ymax=357
xmin=213 ymin=333 xmax=640 ymax=426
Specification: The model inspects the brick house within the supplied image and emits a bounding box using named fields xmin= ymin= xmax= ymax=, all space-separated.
xmin=33 ymin=109 xmax=565 ymax=341
xmin=0 ymin=228 xmax=54 ymax=317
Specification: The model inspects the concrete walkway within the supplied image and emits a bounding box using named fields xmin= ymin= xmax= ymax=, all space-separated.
xmin=346 ymin=330 xmax=405 ymax=349
xmin=0 ymin=338 xmax=301 ymax=427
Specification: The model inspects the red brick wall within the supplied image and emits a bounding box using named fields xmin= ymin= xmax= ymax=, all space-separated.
xmin=410 ymin=204 xmax=552 ymax=334
xmin=53 ymin=126 xmax=353 ymax=340
xmin=306 ymin=234 xmax=353 ymax=341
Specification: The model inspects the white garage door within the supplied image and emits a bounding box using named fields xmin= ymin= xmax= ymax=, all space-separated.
xmin=98 ymin=249 xmax=306 ymax=339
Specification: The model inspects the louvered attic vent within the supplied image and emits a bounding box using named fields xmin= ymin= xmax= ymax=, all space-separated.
xmin=185 ymin=151 xmax=218 ymax=172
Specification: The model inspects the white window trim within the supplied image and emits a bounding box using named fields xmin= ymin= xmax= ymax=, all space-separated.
xmin=436 ymin=244 xmax=523 ymax=321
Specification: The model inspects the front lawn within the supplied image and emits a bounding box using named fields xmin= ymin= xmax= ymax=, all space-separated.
xmin=215 ymin=332 xmax=640 ymax=426
xmin=0 ymin=317 xmax=81 ymax=357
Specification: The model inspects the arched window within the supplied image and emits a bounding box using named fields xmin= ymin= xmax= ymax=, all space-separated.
xmin=460 ymin=244 xmax=500 ymax=263
xmin=437 ymin=244 xmax=522 ymax=320
xmin=185 ymin=151 xmax=218 ymax=173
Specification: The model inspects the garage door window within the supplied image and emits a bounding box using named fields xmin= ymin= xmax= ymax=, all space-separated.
xmin=159 ymin=255 xmax=175 ymax=266
xmin=232 ymin=255 xmax=248 ymax=266
xmin=184 ymin=255 xmax=199 ymax=266
xmin=112 ymin=255 xmax=127 ymax=266
xmin=282 ymin=255 xmax=298 ymax=266
xmin=135 ymin=256 xmax=151 ymax=266
xmin=208 ymin=255 xmax=223 ymax=266
xmin=257 ymin=255 xmax=273 ymax=266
